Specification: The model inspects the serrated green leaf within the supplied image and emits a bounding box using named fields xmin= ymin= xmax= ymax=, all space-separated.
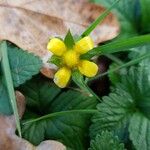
xmin=7 ymin=42 xmax=42 ymax=87
xmin=129 ymin=112 xmax=150 ymax=150
xmin=90 ymin=86 xmax=134 ymax=138
xmin=20 ymin=76 xmax=98 ymax=149
xmin=91 ymin=66 xmax=150 ymax=149
xmin=64 ymin=30 xmax=75 ymax=49
xmin=89 ymin=131 xmax=125 ymax=150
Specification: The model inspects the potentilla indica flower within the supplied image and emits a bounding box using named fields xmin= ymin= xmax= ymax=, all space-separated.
xmin=47 ymin=36 xmax=98 ymax=88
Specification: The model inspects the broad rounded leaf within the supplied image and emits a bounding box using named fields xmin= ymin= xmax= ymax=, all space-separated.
xmin=20 ymin=76 xmax=98 ymax=149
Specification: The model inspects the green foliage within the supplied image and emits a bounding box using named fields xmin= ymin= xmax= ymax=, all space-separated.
xmin=0 ymin=42 xmax=42 ymax=115
xmin=0 ymin=78 xmax=12 ymax=115
xmin=90 ymin=66 xmax=150 ymax=149
xmin=64 ymin=30 xmax=75 ymax=48
xmin=129 ymin=112 xmax=150 ymax=150
xmin=8 ymin=42 xmax=42 ymax=87
xmin=90 ymin=84 xmax=134 ymax=138
xmin=20 ymin=76 xmax=98 ymax=149
xmin=89 ymin=131 xmax=125 ymax=150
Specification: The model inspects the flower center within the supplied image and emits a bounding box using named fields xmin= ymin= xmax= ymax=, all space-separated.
xmin=63 ymin=50 xmax=79 ymax=68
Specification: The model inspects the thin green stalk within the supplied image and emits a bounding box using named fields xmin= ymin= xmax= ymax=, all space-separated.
xmin=105 ymin=54 xmax=124 ymax=65
xmin=81 ymin=34 xmax=150 ymax=59
xmin=72 ymin=71 xmax=101 ymax=101
xmin=81 ymin=0 xmax=120 ymax=37
xmin=89 ymin=52 xmax=150 ymax=81
xmin=22 ymin=109 xmax=98 ymax=125
xmin=0 ymin=41 xmax=22 ymax=137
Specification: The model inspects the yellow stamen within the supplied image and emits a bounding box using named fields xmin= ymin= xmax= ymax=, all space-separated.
xmin=74 ymin=36 xmax=94 ymax=54
xmin=47 ymin=38 xmax=66 ymax=56
xmin=54 ymin=67 xmax=71 ymax=88
xmin=78 ymin=60 xmax=98 ymax=77
xmin=63 ymin=50 xmax=79 ymax=68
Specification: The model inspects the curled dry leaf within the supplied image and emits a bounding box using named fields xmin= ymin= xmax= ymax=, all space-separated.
xmin=0 ymin=0 xmax=119 ymax=78
xmin=0 ymin=91 xmax=66 ymax=150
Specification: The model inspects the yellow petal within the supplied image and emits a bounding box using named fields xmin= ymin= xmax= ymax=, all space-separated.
xmin=74 ymin=36 xmax=94 ymax=54
xmin=78 ymin=60 xmax=98 ymax=77
xmin=63 ymin=50 xmax=79 ymax=68
xmin=54 ymin=67 xmax=71 ymax=88
xmin=47 ymin=38 xmax=66 ymax=56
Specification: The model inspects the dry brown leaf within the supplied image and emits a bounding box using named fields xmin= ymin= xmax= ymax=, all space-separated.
xmin=0 ymin=91 xmax=66 ymax=150
xmin=0 ymin=0 xmax=119 ymax=77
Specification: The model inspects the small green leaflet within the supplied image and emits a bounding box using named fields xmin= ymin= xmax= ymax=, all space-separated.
xmin=49 ymin=55 xmax=62 ymax=67
xmin=89 ymin=131 xmax=125 ymax=150
xmin=64 ymin=30 xmax=75 ymax=49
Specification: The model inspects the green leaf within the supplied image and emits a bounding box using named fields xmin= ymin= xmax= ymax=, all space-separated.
xmin=0 ymin=78 xmax=12 ymax=115
xmin=90 ymin=85 xmax=135 ymax=138
xmin=20 ymin=76 xmax=98 ymax=149
xmin=91 ymin=66 xmax=150 ymax=148
xmin=81 ymin=0 xmax=120 ymax=37
xmin=89 ymin=131 xmax=125 ymax=150
xmin=129 ymin=112 xmax=150 ymax=150
xmin=0 ymin=41 xmax=21 ymax=137
xmin=49 ymin=55 xmax=62 ymax=67
xmin=81 ymin=34 xmax=150 ymax=59
xmin=64 ymin=30 xmax=75 ymax=49
xmin=8 ymin=42 xmax=42 ymax=87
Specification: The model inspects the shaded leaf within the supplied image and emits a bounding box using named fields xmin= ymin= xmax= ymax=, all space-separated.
xmin=89 ymin=131 xmax=125 ymax=150
xmin=90 ymin=85 xmax=134 ymax=138
xmin=0 ymin=91 xmax=65 ymax=150
xmin=20 ymin=76 xmax=98 ymax=149
xmin=129 ymin=112 xmax=150 ymax=150
xmin=8 ymin=42 xmax=42 ymax=87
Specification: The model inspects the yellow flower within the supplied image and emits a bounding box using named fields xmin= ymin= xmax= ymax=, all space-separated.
xmin=47 ymin=36 xmax=98 ymax=88
xmin=54 ymin=67 xmax=71 ymax=88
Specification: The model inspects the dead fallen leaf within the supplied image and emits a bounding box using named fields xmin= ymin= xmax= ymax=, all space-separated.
xmin=0 ymin=91 xmax=66 ymax=150
xmin=0 ymin=0 xmax=119 ymax=77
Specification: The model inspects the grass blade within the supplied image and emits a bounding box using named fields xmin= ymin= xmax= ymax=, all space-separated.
xmin=22 ymin=109 xmax=98 ymax=125
xmin=81 ymin=0 xmax=120 ymax=37
xmin=0 ymin=41 xmax=22 ymax=137
xmin=82 ymin=34 xmax=150 ymax=59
